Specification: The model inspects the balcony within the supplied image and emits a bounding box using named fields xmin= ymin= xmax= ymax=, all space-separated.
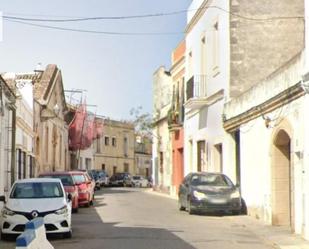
xmin=185 ymin=75 xmax=224 ymax=111
xmin=185 ymin=75 xmax=208 ymax=110
xmin=167 ymin=109 xmax=182 ymax=131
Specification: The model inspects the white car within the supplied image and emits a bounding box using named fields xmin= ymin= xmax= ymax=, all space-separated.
xmin=0 ymin=178 xmax=72 ymax=239
xmin=131 ymin=176 xmax=149 ymax=188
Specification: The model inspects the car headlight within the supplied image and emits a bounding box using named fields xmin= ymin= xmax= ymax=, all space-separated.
xmin=55 ymin=206 xmax=68 ymax=215
xmin=193 ymin=191 xmax=207 ymax=200
xmin=230 ymin=191 xmax=240 ymax=199
xmin=2 ymin=207 xmax=15 ymax=216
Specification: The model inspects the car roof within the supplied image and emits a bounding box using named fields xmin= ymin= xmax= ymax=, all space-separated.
xmin=14 ymin=178 xmax=62 ymax=183
xmin=68 ymin=171 xmax=90 ymax=177
xmin=39 ymin=171 xmax=73 ymax=176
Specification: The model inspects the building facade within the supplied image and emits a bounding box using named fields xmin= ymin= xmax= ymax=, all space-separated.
xmin=168 ymin=41 xmax=186 ymax=196
xmin=33 ymin=64 xmax=69 ymax=174
xmin=183 ymin=0 xmax=304 ymax=184
xmin=15 ymin=86 xmax=35 ymax=180
xmin=94 ymin=118 xmax=135 ymax=177
xmin=134 ymin=135 xmax=152 ymax=178
xmin=152 ymin=67 xmax=173 ymax=193
xmin=221 ymin=0 xmax=308 ymax=239
xmin=0 ymin=76 xmax=16 ymax=196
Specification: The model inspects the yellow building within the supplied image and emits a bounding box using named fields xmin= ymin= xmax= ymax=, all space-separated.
xmin=94 ymin=118 xmax=135 ymax=177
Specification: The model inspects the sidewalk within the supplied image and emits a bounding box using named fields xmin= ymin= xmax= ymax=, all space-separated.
xmin=146 ymin=189 xmax=309 ymax=249
xmin=236 ymin=215 xmax=309 ymax=249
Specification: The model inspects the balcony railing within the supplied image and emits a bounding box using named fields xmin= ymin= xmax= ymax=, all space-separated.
xmin=186 ymin=75 xmax=207 ymax=101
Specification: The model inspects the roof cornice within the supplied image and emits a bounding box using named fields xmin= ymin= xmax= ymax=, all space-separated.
xmin=223 ymin=82 xmax=304 ymax=132
xmin=185 ymin=0 xmax=213 ymax=35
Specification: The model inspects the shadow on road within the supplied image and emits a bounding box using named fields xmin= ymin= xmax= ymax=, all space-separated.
xmin=51 ymin=188 xmax=196 ymax=249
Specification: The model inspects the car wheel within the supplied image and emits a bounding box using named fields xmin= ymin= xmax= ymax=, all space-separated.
xmin=63 ymin=230 xmax=72 ymax=239
xmin=187 ymin=200 xmax=195 ymax=215
xmin=178 ymin=199 xmax=185 ymax=211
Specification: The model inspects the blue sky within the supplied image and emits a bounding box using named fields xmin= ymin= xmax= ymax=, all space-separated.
xmin=0 ymin=0 xmax=189 ymax=120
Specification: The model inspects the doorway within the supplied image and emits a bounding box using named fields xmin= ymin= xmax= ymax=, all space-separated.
xmin=271 ymin=129 xmax=293 ymax=229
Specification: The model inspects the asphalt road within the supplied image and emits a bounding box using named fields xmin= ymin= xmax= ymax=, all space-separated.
xmin=0 ymin=187 xmax=276 ymax=249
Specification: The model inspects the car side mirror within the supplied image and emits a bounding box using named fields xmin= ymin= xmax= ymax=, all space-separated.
xmin=235 ymin=183 xmax=240 ymax=189
xmin=0 ymin=195 xmax=6 ymax=202
xmin=67 ymin=193 xmax=72 ymax=202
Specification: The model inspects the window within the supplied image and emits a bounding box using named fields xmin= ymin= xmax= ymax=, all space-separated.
xmin=59 ymin=135 xmax=62 ymax=166
xmin=45 ymin=126 xmax=49 ymax=162
xmin=17 ymin=149 xmax=22 ymax=180
xmin=112 ymin=137 xmax=117 ymax=147
xmin=97 ymin=137 xmax=101 ymax=153
xmin=102 ymin=164 xmax=105 ymax=171
xmin=104 ymin=136 xmax=109 ymax=146
xmin=124 ymin=163 xmax=129 ymax=173
xmin=124 ymin=137 xmax=128 ymax=157
xmin=159 ymin=152 xmax=163 ymax=173
xmin=113 ymin=166 xmax=117 ymax=174
xmin=200 ymin=34 xmax=206 ymax=75
xmin=212 ymin=19 xmax=220 ymax=75
xmin=23 ymin=151 xmax=26 ymax=179
xmin=29 ymin=156 xmax=34 ymax=178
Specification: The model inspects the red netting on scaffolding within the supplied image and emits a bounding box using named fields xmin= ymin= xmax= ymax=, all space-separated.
xmin=68 ymin=102 xmax=104 ymax=151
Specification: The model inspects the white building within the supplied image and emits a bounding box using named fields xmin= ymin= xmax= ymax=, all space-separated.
xmin=222 ymin=0 xmax=306 ymax=239
xmin=152 ymin=66 xmax=173 ymax=192
xmin=183 ymin=0 xmax=304 ymax=185
xmin=184 ymin=0 xmax=229 ymax=177
xmin=0 ymin=76 xmax=16 ymax=196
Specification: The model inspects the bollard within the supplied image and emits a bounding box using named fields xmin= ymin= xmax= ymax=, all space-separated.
xmin=15 ymin=218 xmax=54 ymax=249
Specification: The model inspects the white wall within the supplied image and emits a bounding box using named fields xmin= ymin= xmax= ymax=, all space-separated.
xmin=184 ymin=0 xmax=231 ymax=176
xmin=224 ymin=52 xmax=309 ymax=238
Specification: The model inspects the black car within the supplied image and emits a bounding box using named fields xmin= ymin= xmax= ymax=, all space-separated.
xmin=178 ymin=172 xmax=242 ymax=215
xmin=109 ymin=172 xmax=131 ymax=187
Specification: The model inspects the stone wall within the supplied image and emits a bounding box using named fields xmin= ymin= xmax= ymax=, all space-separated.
xmin=230 ymin=0 xmax=304 ymax=97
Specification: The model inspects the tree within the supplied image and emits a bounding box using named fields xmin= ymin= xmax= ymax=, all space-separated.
xmin=129 ymin=106 xmax=153 ymax=137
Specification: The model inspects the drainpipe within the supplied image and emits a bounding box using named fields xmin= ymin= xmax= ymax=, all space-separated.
xmin=10 ymin=106 xmax=16 ymax=186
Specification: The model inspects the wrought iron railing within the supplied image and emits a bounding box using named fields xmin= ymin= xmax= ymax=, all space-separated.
xmin=186 ymin=75 xmax=207 ymax=101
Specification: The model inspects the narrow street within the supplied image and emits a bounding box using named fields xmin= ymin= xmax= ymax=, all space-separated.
xmin=48 ymin=188 xmax=275 ymax=249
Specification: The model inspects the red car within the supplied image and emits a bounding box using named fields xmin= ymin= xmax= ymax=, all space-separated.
xmin=38 ymin=171 xmax=79 ymax=213
xmin=71 ymin=171 xmax=95 ymax=207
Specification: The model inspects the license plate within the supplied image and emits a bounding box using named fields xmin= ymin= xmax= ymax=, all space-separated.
xmin=211 ymin=198 xmax=227 ymax=204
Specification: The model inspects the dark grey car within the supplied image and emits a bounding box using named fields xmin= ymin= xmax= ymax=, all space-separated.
xmin=178 ymin=172 xmax=242 ymax=215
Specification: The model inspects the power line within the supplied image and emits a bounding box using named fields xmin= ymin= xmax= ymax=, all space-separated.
xmin=3 ymin=10 xmax=187 ymax=22
xmin=3 ymin=6 xmax=304 ymax=23
xmin=5 ymin=19 xmax=183 ymax=36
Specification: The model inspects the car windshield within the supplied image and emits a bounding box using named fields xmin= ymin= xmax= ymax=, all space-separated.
xmin=40 ymin=175 xmax=74 ymax=186
xmin=10 ymin=182 xmax=64 ymax=199
xmin=191 ymin=174 xmax=232 ymax=187
xmin=98 ymin=171 xmax=106 ymax=177
xmin=73 ymin=174 xmax=86 ymax=184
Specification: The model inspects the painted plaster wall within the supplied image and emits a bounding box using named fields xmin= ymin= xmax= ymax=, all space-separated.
xmin=184 ymin=0 xmax=230 ymax=175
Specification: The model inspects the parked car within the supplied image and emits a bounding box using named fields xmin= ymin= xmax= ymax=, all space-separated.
xmin=71 ymin=171 xmax=95 ymax=207
xmin=87 ymin=170 xmax=101 ymax=190
xmin=178 ymin=172 xmax=242 ymax=215
xmin=97 ymin=170 xmax=109 ymax=187
xmin=39 ymin=171 xmax=79 ymax=213
xmin=131 ymin=175 xmax=149 ymax=188
xmin=0 ymin=178 xmax=72 ymax=239
xmin=109 ymin=172 xmax=131 ymax=187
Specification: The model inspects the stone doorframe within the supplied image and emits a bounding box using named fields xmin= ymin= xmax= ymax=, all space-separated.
xmin=271 ymin=120 xmax=294 ymax=230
